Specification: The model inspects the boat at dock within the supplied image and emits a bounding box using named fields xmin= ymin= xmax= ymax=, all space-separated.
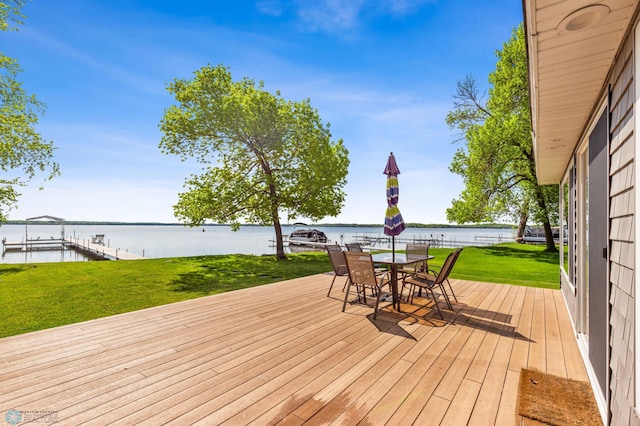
xmin=287 ymin=223 xmax=329 ymax=247
xmin=520 ymin=226 xmax=567 ymax=244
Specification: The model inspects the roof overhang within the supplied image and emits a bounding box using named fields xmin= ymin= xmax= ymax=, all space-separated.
xmin=523 ymin=0 xmax=638 ymax=184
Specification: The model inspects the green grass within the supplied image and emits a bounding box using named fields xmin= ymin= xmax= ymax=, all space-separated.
xmin=433 ymin=243 xmax=559 ymax=288
xmin=371 ymin=243 xmax=559 ymax=288
xmin=0 ymin=253 xmax=330 ymax=338
xmin=0 ymin=243 xmax=558 ymax=338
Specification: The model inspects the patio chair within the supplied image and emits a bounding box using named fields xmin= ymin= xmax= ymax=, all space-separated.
xmin=421 ymin=248 xmax=462 ymax=302
xmin=342 ymin=251 xmax=392 ymax=320
xmin=345 ymin=242 xmax=364 ymax=252
xmin=401 ymin=249 xmax=459 ymax=319
xmin=345 ymin=241 xmax=389 ymax=275
xmin=399 ymin=242 xmax=430 ymax=299
xmin=326 ymin=244 xmax=349 ymax=297
xmin=399 ymin=242 xmax=430 ymax=276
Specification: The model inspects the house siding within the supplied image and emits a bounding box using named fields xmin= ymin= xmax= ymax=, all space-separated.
xmin=608 ymin=31 xmax=636 ymax=426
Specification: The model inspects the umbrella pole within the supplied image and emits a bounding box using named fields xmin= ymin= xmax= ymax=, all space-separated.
xmin=392 ymin=235 xmax=395 ymax=260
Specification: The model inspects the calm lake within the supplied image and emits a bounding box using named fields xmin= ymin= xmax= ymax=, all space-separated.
xmin=0 ymin=224 xmax=516 ymax=264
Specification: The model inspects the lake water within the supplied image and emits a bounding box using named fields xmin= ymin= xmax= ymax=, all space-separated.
xmin=0 ymin=224 xmax=516 ymax=264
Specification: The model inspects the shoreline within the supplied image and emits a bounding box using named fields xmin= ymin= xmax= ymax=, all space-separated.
xmin=4 ymin=221 xmax=517 ymax=229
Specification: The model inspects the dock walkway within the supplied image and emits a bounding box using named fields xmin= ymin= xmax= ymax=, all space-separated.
xmin=2 ymin=238 xmax=143 ymax=260
xmin=64 ymin=238 xmax=143 ymax=260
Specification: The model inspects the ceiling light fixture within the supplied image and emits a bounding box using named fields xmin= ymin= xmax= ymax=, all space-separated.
xmin=557 ymin=4 xmax=610 ymax=33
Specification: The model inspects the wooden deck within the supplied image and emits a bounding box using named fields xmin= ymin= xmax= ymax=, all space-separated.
xmin=0 ymin=274 xmax=590 ymax=425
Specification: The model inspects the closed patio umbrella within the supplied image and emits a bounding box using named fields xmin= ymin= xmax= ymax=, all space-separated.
xmin=383 ymin=152 xmax=406 ymax=259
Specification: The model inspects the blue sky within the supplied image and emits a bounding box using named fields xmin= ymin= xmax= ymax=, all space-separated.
xmin=6 ymin=0 xmax=523 ymax=224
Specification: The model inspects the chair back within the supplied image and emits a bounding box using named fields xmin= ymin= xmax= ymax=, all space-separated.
xmin=345 ymin=243 xmax=364 ymax=252
xmin=452 ymin=247 xmax=463 ymax=261
xmin=405 ymin=243 xmax=429 ymax=272
xmin=344 ymin=252 xmax=378 ymax=287
xmin=326 ymin=245 xmax=347 ymax=275
xmin=434 ymin=250 xmax=460 ymax=285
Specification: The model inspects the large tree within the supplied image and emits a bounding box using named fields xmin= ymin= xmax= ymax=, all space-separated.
xmin=445 ymin=24 xmax=558 ymax=251
xmin=159 ymin=64 xmax=349 ymax=258
xmin=0 ymin=0 xmax=59 ymax=221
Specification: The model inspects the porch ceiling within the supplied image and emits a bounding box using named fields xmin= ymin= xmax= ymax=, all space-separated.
xmin=523 ymin=0 xmax=638 ymax=184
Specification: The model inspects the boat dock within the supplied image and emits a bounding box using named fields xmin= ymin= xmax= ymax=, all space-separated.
xmin=2 ymin=238 xmax=144 ymax=260
xmin=65 ymin=238 xmax=144 ymax=260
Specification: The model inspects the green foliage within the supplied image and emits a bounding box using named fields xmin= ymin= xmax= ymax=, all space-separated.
xmin=445 ymin=25 xmax=558 ymax=239
xmin=0 ymin=0 xmax=59 ymax=221
xmin=0 ymin=0 xmax=26 ymax=32
xmin=159 ymin=65 xmax=349 ymax=257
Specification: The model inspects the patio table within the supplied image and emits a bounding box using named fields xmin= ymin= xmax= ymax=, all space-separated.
xmin=370 ymin=252 xmax=434 ymax=311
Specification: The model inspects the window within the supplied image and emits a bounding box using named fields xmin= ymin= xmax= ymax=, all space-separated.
xmin=560 ymin=164 xmax=574 ymax=291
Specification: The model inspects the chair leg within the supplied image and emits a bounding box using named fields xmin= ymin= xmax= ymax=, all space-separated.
xmin=342 ymin=279 xmax=354 ymax=312
xmin=357 ymin=283 xmax=366 ymax=304
xmin=427 ymin=287 xmax=444 ymax=320
xmin=328 ymin=275 xmax=338 ymax=297
xmin=431 ymin=283 xmax=453 ymax=311
xmin=372 ymin=285 xmax=385 ymax=320
xmin=341 ymin=277 xmax=350 ymax=292
xmin=445 ymin=278 xmax=458 ymax=302
xmin=437 ymin=283 xmax=454 ymax=310
xmin=408 ymin=282 xmax=417 ymax=305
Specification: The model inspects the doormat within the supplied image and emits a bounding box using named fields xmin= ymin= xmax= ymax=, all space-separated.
xmin=517 ymin=368 xmax=602 ymax=426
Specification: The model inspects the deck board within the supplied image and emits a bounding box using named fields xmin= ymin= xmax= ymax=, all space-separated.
xmin=0 ymin=274 xmax=593 ymax=425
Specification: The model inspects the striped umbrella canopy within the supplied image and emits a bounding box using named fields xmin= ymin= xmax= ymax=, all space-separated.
xmin=383 ymin=152 xmax=406 ymax=257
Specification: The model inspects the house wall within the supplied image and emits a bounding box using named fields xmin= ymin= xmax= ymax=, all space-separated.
xmin=560 ymin=20 xmax=637 ymax=425
xmin=609 ymin=29 xmax=636 ymax=426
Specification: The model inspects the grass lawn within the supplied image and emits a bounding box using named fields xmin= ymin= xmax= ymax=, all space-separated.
xmin=431 ymin=243 xmax=559 ymax=288
xmin=0 ymin=243 xmax=558 ymax=338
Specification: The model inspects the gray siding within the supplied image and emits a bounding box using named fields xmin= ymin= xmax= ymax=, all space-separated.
xmin=608 ymin=33 xmax=636 ymax=426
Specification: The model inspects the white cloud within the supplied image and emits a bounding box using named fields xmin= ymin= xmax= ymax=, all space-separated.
xmin=20 ymin=28 xmax=165 ymax=96
xmin=293 ymin=0 xmax=366 ymax=33
xmin=384 ymin=0 xmax=436 ymax=15
xmin=288 ymin=0 xmax=436 ymax=35
xmin=256 ymin=0 xmax=284 ymax=16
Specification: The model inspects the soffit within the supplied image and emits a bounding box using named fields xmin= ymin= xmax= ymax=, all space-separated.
xmin=524 ymin=0 xmax=638 ymax=184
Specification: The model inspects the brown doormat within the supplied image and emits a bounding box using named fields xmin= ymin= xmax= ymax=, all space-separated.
xmin=517 ymin=368 xmax=602 ymax=426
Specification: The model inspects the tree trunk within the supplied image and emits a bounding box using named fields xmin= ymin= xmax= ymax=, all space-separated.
xmin=260 ymin=159 xmax=287 ymax=259
xmin=268 ymin=187 xmax=286 ymax=258
xmin=272 ymin=216 xmax=286 ymax=259
xmin=533 ymin=185 xmax=558 ymax=252
xmin=542 ymin=221 xmax=556 ymax=251
xmin=516 ymin=203 xmax=528 ymax=241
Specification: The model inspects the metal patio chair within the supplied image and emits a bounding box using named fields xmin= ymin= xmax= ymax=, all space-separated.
xmin=326 ymin=244 xmax=349 ymax=297
xmin=422 ymin=247 xmax=461 ymax=303
xmin=401 ymin=249 xmax=459 ymax=319
xmin=342 ymin=251 xmax=392 ymax=320
xmin=399 ymin=242 xmax=430 ymax=277
xmin=345 ymin=242 xmax=364 ymax=252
